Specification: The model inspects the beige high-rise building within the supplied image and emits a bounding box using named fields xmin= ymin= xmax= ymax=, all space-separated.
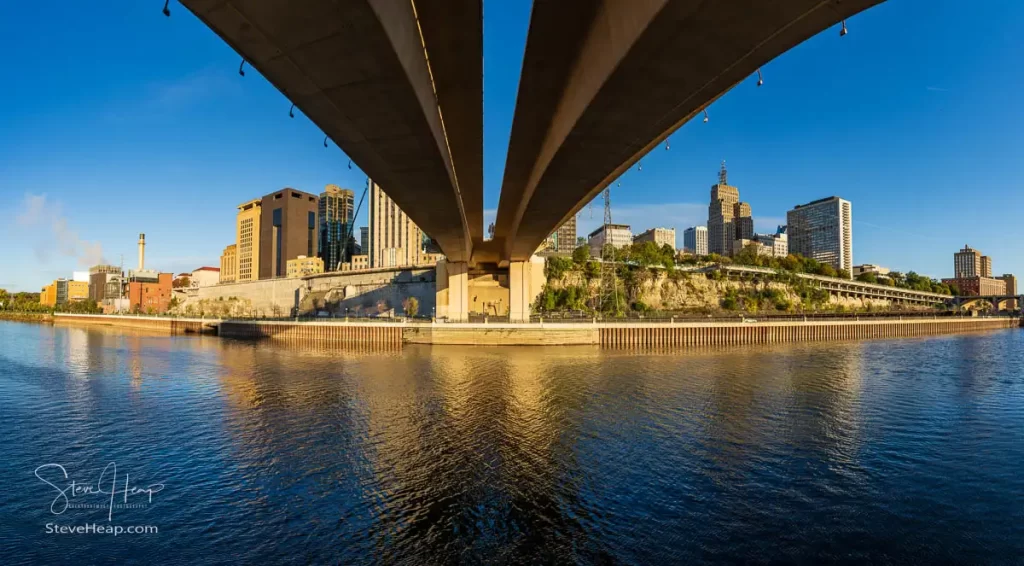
xmin=980 ymin=255 xmax=993 ymax=278
xmin=236 ymin=199 xmax=262 ymax=281
xmin=954 ymin=245 xmax=983 ymax=278
xmin=368 ymin=179 xmax=423 ymax=268
xmin=708 ymin=162 xmax=740 ymax=255
xmin=553 ymin=215 xmax=577 ymax=253
xmin=734 ymin=202 xmax=754 ymax=241
xmin=219 ymin=244 xmax=237 ymax=283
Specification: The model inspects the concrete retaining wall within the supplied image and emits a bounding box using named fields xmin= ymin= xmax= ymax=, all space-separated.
xmin=194 ymin=267 xmax=436 ymax=317
xmin=600 ymin=318 xmax=1015 ymax=348
xmin=405 ymin=324 xmax=597 ymax=346
xmin=219 ymin=317 xmax=1015 ymax=347
xmin=195 ymin=278 xmax=305 ymax=316
xmin=53 ymin=314 xmax=216 ymax=334
xmin=219 ymin=320 xmax=403 ymax=348
xmin=48 ymin=314 xmax=1019 ymax=348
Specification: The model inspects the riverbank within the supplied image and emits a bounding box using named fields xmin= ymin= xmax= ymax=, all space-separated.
xmin=15 ymin=313 xmax=1015 ymax=348
xmin=50 ymin=313 xmax=219 ymax=334
xmin=0 ymin=312 xmax=53 ymax=323
xmin=219 ymin=316 xmax=1018 ymax=347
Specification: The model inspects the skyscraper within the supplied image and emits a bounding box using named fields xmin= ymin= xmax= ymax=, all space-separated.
xmin=733 ymin=202 xmax=754 ymax=241
xmin=954 ymin=245 xmax=983 ymax=278
xmin=683 ymin=226 xmax=708 ymax=255
xmin=360 ymin=227 xmax=369 ymax=257
xmin=259 ymin=188 xmax=319 ymax=279
xmin=235 ymin=199 xmax=262 ymax=282
xmin=981 ymin=255 xmax=993 ymax=278
xmin=707 ymin=162 xmax=751 ymax=256
xmin=368 ymin=179 xmax=423 ymax=268
xmin=786 ymin=196 xmax=853 ymax=276
xmin=318 ymin=184 xmax=355 ymax=271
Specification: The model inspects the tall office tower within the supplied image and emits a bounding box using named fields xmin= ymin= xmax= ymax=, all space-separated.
xmin=360 ymin=227 xmax=369 ymax=257
xmin=683 ymin=226 xmax=708 ymax=255
xmin=980 ymin=255 xmax=993 ymax=278
xmin=318 ymin=184 xmax=355 ymax=271
xmin=954 ymin=245 xmax=983 ymax=278
xmin=733 ymin=202 xmax=754 ymax=240
xmin=235 ymin=199 xmax=262 ymax=282
xmin=259 ymin=188 xmax=319 ymax=279
xmin=786 ymin=196 xmax=853 ymax=276
xmin=368 ymin=179 xmax=423 ymax=268
xmin=708 ymin=162 xmax=739 ymax=255
xmin=553 ymin=215 xmax=577 ymax=253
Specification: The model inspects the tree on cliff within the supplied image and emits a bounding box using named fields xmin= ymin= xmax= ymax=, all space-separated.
xmin=857 ymin=272 xmax=878 ymax=284
xmin=572 ymin=245 xmax=590 ymax=265
xmin=402 ymin=297 xmax=419 ymax=317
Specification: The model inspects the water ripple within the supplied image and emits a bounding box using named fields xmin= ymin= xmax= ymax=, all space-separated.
xmin=0 ymin=322 xmax=1023 ymax=564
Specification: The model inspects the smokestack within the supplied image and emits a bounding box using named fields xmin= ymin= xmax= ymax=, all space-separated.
xmin=138 ymin=233 xmax=145 ymax=270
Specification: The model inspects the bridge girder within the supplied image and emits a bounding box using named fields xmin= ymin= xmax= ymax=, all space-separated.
xmin=179 ymin=0 xmax=482 ymax=263
xmin=493 ymin=0 xmax=885 ymax=262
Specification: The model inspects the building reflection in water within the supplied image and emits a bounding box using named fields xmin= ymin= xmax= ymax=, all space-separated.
xmin=7 ymin=320 xmax=1022 ymax=563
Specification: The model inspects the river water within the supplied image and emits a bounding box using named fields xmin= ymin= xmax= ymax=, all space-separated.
xmin=1 ymin=321 xmax=1023 ymax=565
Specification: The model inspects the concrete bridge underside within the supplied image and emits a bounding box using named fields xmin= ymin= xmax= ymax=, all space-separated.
xmin=179 ymin=0 xmax=483 ymax=264
xmin=181 ymin=0 xmax=887 ymax=321
xmin=493 ymin=0 xmax=885 ymax=263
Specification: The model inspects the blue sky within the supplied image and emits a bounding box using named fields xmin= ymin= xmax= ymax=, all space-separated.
xmin=1 ymin=1 xmax=1022 ymax=292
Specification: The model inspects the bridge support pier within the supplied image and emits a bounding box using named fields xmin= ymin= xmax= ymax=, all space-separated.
xmin=509 ymin=256 xmax=546 ymax=323
xmin=436 ymin=260 xmax=469 ymax=322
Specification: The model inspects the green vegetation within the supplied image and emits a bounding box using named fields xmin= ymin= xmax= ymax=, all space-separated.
xmin=572 ymin=245 xmax=590 ymax=265
xmin=0 ymin=289 xmax=103 ymax=316
xmin=54 ymin=299 xmax=102 ymax=314
xmin=0 ymin=290 xmax=49 ymax=313
xmin=726 ymin=245 xmax=954 ymax=295
xmin=537 ymin=241 xmax=951 ymax=317
xmin=537 ymin=284 xmax=589 ymax=312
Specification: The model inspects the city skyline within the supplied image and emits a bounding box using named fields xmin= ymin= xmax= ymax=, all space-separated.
xmin=4 ymin=1 xmax=1024 ymax=291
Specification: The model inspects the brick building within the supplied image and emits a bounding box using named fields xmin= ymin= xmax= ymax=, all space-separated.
xmin=128 ymin=272 xmax=173 ymax=313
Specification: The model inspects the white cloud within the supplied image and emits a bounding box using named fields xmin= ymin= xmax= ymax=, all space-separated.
xmin=13 ymin=193 xmax=106 ymax=268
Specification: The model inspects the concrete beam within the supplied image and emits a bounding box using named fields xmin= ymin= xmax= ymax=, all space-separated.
xmin=179 ymin=0 xmax=482 ymax=262
xmin=494 ymin=0 xmax=884 ymax=261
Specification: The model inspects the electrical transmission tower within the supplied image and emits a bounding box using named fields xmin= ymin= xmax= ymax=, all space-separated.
xmin=598 ymin=187 xmax=621 ymax=316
